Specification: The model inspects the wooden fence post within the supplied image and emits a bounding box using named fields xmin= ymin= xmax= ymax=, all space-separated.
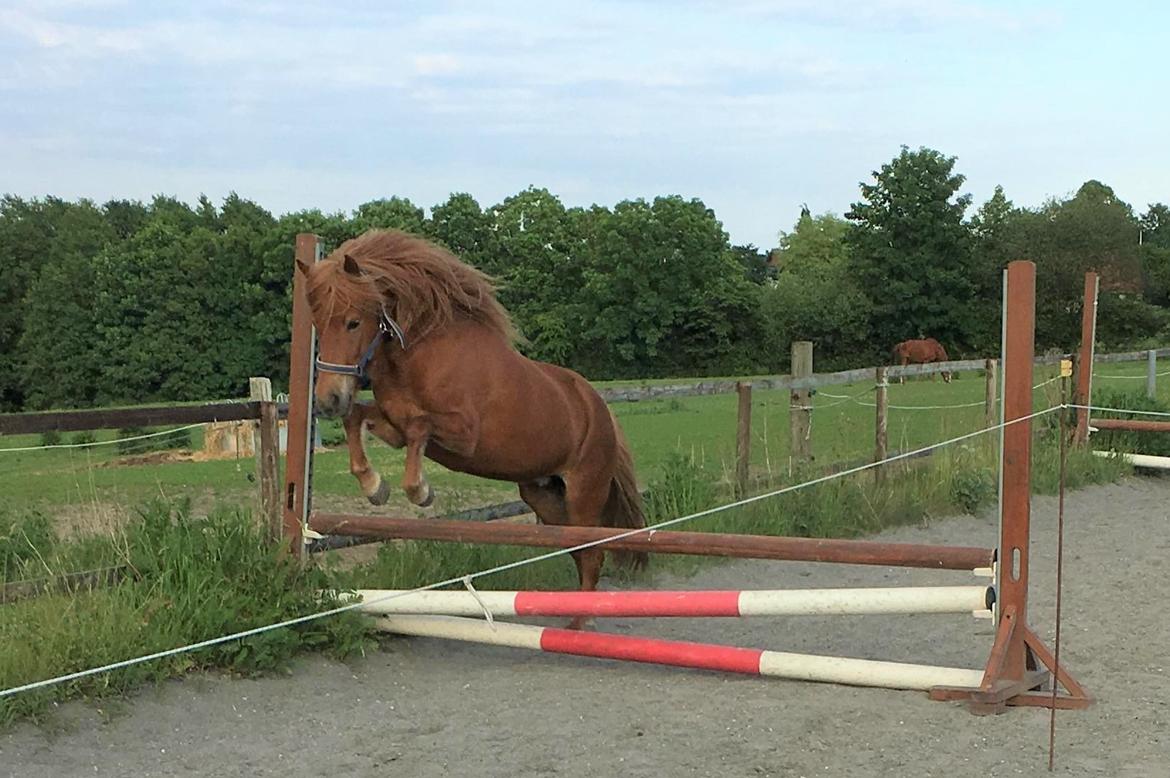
xmin=1147 ymin=349 xmax=1157 ymax=400
xmin=790 ymin=341 xmax=813 ymax=463
xmin=735 ymin=382 xmax=752 ymax=496
xmin=874 ymin=367 xmax=888 ymax=483
xmin=250 ymin=377 xmax=281 ymax=544
xmin=984 ymin=359 xmax=998 ymax=430
xmin=1074 ymin=272 xmax=1099 ymax=444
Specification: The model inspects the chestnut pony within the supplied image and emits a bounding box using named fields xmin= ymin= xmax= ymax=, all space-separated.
xmin=891 ymin=338 xmax=952 ymax=383
xmin=297 ymin=229 xmax=647 ymax=620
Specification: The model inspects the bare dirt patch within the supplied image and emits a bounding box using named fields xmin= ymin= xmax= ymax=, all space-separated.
xmin=2 ymin=479 xmax=1168 ymax=777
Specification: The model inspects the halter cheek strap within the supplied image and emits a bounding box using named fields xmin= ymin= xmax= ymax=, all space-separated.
xmin=315 ymin=309 xmax=406 ymax=379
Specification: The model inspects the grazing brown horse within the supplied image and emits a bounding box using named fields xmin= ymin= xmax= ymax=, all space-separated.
xmin=297 ymin=230 xmax=647 ymax=627
xmin=891 ymin=338 xmax=952 ymax=383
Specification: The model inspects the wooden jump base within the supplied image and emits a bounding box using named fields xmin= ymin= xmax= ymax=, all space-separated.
xmin=351 ymin=586 xmax=994 ymax=618
xmin=283 ymin=244 xmax=1089 ymax=714
xmin=309 ymin=513 xmax=994 ymax=571
xmin=373 ymin=615 xmax=987 ymax=691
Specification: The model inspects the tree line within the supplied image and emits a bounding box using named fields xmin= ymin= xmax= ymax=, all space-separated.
xmin=2 ymin=145 xmax=1168 ymax=412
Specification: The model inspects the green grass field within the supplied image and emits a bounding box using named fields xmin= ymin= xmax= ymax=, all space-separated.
xmin=2 ymin=362 xmax=1163 ymax=529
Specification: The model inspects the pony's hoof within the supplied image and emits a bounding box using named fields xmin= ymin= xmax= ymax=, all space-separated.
xmin=418 ymin=485 xmax=435 ymax=508
xmin=564 ymin=617 xmax=594 ymax=631
xmin=367 ymin=479 xmax=390 ymax=506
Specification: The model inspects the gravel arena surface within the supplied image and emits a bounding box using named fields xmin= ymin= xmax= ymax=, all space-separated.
xmin=2 ymin=479 xmax=1168 ymax=777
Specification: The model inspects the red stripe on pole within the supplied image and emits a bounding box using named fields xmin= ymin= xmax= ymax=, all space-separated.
xmin=513 ymin=590 xmax=742 ymax=618
xmin=539 ymin=628 xmax=764 ymax=675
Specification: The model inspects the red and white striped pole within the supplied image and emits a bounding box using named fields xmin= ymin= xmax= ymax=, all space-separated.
xmin=353 ymin=586 xmax=993 ymax=619
xmin=374 ymin=615 xmax=986 ymax=691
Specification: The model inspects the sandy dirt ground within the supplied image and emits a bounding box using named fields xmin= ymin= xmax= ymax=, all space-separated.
xmin=2 ymin=479 xmax=1168 ymax=777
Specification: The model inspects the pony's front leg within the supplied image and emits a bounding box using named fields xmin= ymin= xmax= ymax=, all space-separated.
xmin=401 ymin=417 xmax=435 ymax=507
xmin=342 ymin=402 xmax=403 ymax=506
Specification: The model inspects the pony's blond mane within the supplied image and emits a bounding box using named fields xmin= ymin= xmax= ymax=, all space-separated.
xmin=304 ymin=229 xmax=519 ymax=346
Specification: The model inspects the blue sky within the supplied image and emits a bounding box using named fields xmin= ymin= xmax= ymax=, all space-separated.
xmin=1 ymin=1 xmax=1165 ymax=248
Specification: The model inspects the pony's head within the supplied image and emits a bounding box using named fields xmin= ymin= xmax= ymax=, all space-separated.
xmin=297 ymin=229 xmax=519 ymax=417
xmin=297 ymin=252 xmax=390 ymax=417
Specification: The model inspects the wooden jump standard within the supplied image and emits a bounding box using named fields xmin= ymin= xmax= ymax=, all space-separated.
xmin=282 ymin=239 xmax=1087 ymax=713
xmin=1076 ymin=269 xmax=1170 ymax=437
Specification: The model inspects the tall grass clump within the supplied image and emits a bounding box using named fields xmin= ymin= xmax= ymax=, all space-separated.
xmin=0 ymin=500 xmax=371 ymax=726
xmin=1086 ymin=388 xmax=1170 ymax=457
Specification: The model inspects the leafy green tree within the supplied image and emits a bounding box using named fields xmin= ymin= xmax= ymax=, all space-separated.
xmin=426 ymin=193 xmax=492 ymax=265
xmin=1140 ymin=203 xmax=1170 ymax=305
xmin=1013 ymin=181 xmax=1143 ymax=347
xmin=731 ymin=244 xmax=774 ymax=284
xmin=102 ymin=199 xmax=149 ymax=239
xmin=477 ymin=187 xmax=584 ymax=364
xmin=211 ymin=194 xmax=281 ymax=387
xmin=773 ymin=211 xmax=849 ymax=279
xmin=846 ymin=146 xmax=977 ymax=356
xmin=11 ymin=198 xmax=118 ymax=409
xmin=350 ymin=197 xmax=426 ymax=235
xmin=966 ymin=185 xmax=1018 ymax=351
xmin=763 ymin=212 xmax=869 ymax=368
xmin=579 ymin=196 xmax=760 ymax=377
xmin=79 ymin=198 xmax=286 ymax=404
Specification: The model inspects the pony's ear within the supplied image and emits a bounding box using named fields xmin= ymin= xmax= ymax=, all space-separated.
xmin=295 ymin=259 xmax=312 ymax=276
xmin=343 ymin=254 xmax=363 ymax=276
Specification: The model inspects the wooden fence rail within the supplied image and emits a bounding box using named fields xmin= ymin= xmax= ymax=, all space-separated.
xmin=0 ymin=401 xmax=289 ymax=436
xmin=2 ymin=348 xmax=1162 ymax=437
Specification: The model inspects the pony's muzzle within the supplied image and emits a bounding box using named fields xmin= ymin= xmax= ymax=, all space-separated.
xmin=315 ymin=383 xmax=355 ymax=418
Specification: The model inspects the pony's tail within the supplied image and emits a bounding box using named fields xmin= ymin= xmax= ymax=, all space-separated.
xmin=604 ymin=411 xmax=649 ymax=571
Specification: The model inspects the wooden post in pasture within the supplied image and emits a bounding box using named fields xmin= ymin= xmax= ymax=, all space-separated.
xmin=874 ymin=367 xmax=888 ymax=483
xmin=1147 ymin=349 xmax=1157 ymax=400
xmin=281 ymin=233 xmax=323 ymax=558
xmin=250 ymin=377 xmax=281 ymax=544
xmin=1074 ymin=272 xmax=1099 ymax=445
xmin=983 ymin=359 xmax=998 ymax=430
xmin=789 ymin=341 xmax=813 ymax=463
xmin=735 ymin=382 xmax=752 ymax=497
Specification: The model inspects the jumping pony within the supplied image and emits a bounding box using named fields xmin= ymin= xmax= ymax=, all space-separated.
xmin=891 ymin=338 xmax=952 ymax=383
xmin=297 ymin=230 xmax=647 ymax=627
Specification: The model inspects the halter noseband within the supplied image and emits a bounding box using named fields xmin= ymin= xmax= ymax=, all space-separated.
xmin=315 ymin=309 xmax=406 ymax=380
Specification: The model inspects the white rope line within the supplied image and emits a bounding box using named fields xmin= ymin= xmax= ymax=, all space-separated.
xmin=0 ymin=424 xmax=203 ymax=454
xmin=0 ymin=405 xmax=1060 ymax=702
xmin=815 ymin=388 xmax=871 ymax=400
xmin=854 ymin=399 xmax=986 ymax=410
xmin=1032 ymin=375 xmax=1062 ymax=390
xmin=818 ymin=375 xmax=1060 ymax=412
xmin=1095 ymin=369 xmax=1170 ymax=379
xmin=1069 ymin=404 xmax=1170 ymax=418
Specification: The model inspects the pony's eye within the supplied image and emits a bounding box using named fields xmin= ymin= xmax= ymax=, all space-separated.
xmin=346 ymin=319 xmax=361 ymax=331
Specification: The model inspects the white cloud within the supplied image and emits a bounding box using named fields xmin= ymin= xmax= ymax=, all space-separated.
xmin=713 ymin=0 xmax=1058 ymax=33
xmin=413 ymin=53 xmax=460 ymax=77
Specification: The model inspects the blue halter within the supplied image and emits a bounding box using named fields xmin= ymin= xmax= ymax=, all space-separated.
xmin=315 ymin=309 xmax=406 ymax=380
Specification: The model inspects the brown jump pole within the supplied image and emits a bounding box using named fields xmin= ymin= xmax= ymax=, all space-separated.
xmin=281 ymin=233 xmax=321 ymax=558
xmin=309 ymin=513 xmax=994 ymax=571
xmin=1086 ymin=418 xmax=1170 ymax=433
xmin=1074 ymin=272 xmax=1099 ymax=444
